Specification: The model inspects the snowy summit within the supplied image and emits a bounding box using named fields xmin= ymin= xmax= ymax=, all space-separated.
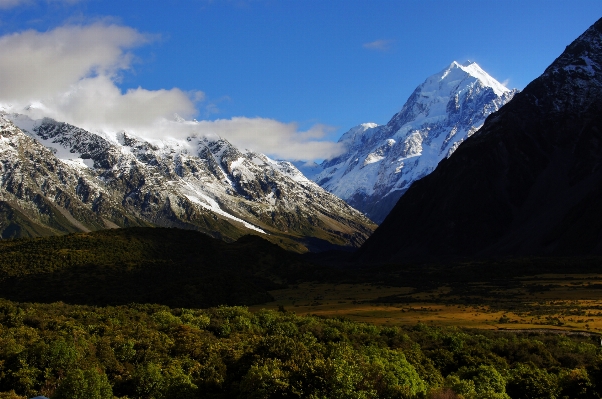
xmin=314 ymin=61 xmax=518 ymax=223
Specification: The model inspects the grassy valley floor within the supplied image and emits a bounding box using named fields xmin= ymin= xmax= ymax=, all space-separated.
xmin=250 ymin=273 xmax=602 ymax=335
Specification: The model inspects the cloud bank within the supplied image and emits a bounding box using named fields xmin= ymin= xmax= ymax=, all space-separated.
xmin=187 ymin=118 xmax=342 ymax=160
xmin=0 ymin=23 xmax=342 ymax=161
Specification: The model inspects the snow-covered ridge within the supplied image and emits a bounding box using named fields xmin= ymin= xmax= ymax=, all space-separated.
xmin=1 ymin=112 xmax=375 ymax=250
xmin=314 ymin=61 xmax=517 ymax=224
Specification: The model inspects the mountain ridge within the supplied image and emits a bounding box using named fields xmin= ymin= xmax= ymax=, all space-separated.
xmin=0 ymin=113 xmax=376 ymax=251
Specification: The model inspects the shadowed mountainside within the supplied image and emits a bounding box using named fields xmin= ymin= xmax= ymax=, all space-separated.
xmin=0 ymin=227 xmax=313 ymax=308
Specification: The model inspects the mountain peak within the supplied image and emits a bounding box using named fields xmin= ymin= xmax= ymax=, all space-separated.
xmin=447 ymin=60 xmax=476 ymax=68
xmin=439 ymin=60 xmax=509 ymax=97
xmin=314 ymin=62 xmax=517 ymax=224
xmin=339 ymin=122 xmax=379 ymax=142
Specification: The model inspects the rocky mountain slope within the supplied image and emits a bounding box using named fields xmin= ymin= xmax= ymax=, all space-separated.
xmin=314 ymin=61 xmax=517 ymax=223
xmin=0 ymin=114 xmax=375 ymax=251
xmin=358 ymin=17 xmax=602 ymax=262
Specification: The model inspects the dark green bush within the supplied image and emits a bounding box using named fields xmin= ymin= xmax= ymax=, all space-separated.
xmin=0 ymin=299 xmax=600 ymax=398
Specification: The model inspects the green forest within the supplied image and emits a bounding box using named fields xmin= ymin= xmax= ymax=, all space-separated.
xmin=0 ymin=299 xmax=600 ymax=399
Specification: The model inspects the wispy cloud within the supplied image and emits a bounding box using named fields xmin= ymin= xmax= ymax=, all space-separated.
xmin=0 ymin=23 xmax=341 ymax=162
xmin=201 ymin=95 xmax=231 ymax=118
xmin=363 ymin=39 xmax=394 ymax=52
xmin=0 ymin=0 xmax=81 ymax=9
xmin=0 ymin=0 xmax=30 ymax=8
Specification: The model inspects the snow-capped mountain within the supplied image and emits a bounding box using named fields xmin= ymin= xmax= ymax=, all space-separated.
xmin=359 ymin=17 xmax=602 ymax=262
xmin=314 ymin=61 xmax=518 ymax=223
xmin=0 ymin=114 xmax=375 ymax=251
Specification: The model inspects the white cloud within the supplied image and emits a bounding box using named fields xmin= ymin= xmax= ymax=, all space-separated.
xmin=0 ymin=23 xmax=342 ymax=161
xmin=42 ymin=76 xmax=197 ymax=130
xmin=363 ymin=39 xmax=394 ymax=52
xmin=0 ymin=23 xmax=147 ymax=101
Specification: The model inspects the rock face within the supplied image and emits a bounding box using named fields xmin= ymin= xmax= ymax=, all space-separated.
xmin=358 ymin=17 xmax=602 ymax=262
xmin=314 ymin=62 xmax=517 ymax=223
xmin=0 ymin=115 xmax=375 ymax=251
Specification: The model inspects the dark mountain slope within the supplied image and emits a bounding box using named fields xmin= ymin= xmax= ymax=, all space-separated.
xmin=0 ymin=227 xmax=309 ymax=307
xmin=359 ymin=17 xmax=602 ymax=262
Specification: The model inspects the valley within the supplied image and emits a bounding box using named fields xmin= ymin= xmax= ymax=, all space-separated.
xmin=4 ymin=227 xmax=602 ymax=336
xmin=252 ymin=274 xmax=602 ymax=333
xmin=1 ymin=231 xmax=601 ymax=398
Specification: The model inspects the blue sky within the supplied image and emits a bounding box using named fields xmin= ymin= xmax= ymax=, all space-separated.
xmin=1 ymin=0 xmax=601 ymax=161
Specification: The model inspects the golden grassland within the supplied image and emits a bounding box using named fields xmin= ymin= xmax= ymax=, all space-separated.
xmin=250 ymin=273 xmax=602 ymax=334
